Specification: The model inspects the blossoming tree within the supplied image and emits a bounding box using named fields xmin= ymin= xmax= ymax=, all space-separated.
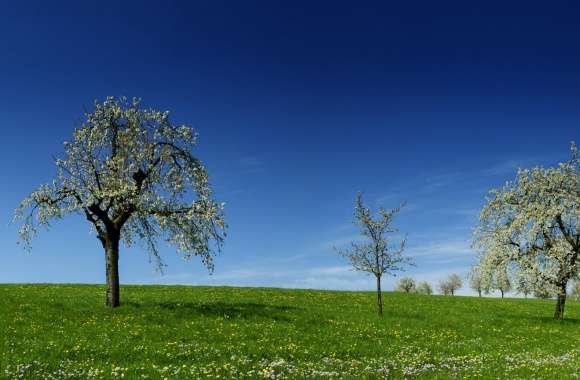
xmin=438 ymin=273 xmax=462 ymax=296
xmin=335 ymin=193 xmax=410 ymax=315
xmin=474 ymin=143 xmax=579 ymax=319
xmin=15 ymin=97 xmax=226 ymax=307
xmin=468 ymin=266 xmax=489 ymax=297
xmin=416 ymin=281 xmax=432 ymax=295
xmin=395 ymin=277 xmax=416 ymax=293
xmin=490 ymin=266 xmax=512 ymax=299
xmin=514 ymin=271 xmax=536 ymax=299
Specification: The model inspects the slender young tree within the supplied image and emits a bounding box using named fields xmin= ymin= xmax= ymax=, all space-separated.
xmin=15 ymin=97 xmax=226 ymax=307
xmin=336 ymin=193 xmax=410 ymax=316
xmin=474 ymin=143 xmax=579 ymax=319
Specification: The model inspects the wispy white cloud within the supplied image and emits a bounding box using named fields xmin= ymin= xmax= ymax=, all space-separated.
xmin=145 ymin=264 xmax=372 ymax=290
xmin=238 ymin=156 xmax=266 ymax=174
xmin=448 ymin=207 xmax=479 ymax=217
xmin=406 ymin=238 xmax=475 ymax=263
xmin=481 ymin=159 xmax=526 ymax=177
xmin=375 ymin=155 xmax=554 ymax=204
xmin=290 ymin=275 xmax=373 ymax=291
xmin=481 ymin=153 xmax=561 ymax=177
xmin=318 ymin=234 xmax=363 ymax=251
xmin=310 ymin=265 xmax=352 ymax=275
xmin=375 ymin=192 xmax=407 ymax=206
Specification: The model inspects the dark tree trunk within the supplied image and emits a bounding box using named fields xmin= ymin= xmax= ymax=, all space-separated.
xmin=104 ymin=234 xmax=121 ymax=308
xmin=376 ymin=275 xmax=383 ymax=316
xmin=478 ymin=290 xmax=482 ymax=297
xmin=500 ymin=290 xmax=504 ymax=299
xmin=553 ymin=284 xmax=567 ymax=320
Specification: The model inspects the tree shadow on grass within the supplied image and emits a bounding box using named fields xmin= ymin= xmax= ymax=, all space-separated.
xmin=125 ymin=300 xmax=300 ymax=322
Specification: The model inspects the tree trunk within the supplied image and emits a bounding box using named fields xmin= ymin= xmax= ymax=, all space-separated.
xmin=553 ymin=285 xmax=567 ymax=320
xmin=376 ymin=275 xmax=383 ymax=316
xmin=104 ymin=235 xmax=121 ymax=308
xmin=500 ymin=290 xmax=504 ymax=299
xmin=478 ymin=290 xmax=481 ymax=297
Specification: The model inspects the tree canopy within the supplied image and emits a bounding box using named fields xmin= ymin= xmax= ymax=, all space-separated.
xmin=15 ymin=97 xmax=226 ymax=306
xmin=474 ymin=143 xmax=579 ymax=318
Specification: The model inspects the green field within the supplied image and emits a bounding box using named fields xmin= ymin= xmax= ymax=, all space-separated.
xmin=1 ymin=285 xmax=579 ymax=379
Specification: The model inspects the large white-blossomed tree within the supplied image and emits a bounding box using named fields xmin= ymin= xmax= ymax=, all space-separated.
xmin=474 ymin=143 xmax=579 ymax=319
xmin=15 ymin=97 xmax=226 ymax=308
xmin=335 ymin=193 xmax=410 ymax=316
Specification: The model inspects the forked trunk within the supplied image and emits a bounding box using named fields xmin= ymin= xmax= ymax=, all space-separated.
xmin=376 ymin=275 xmax=383 ymax=316
xmin=553 ymin=285 xmax=567 ymax=320
xmin=104 ymin=235 xmax=120 ymax=308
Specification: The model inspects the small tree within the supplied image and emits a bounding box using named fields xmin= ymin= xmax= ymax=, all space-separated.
xmin=570 ymin=280 xmax=580 ymax=301
xmin=395 ymin=277 xmax=416 ymax=293
xmin=515 ymin=271 xmax=536 ymax=299
xmin=468 ymin=267 xmax=489 ymax=297
xmin=477 ymin=254 xmax=514 ymax=299
xmin=474 ymin=143 xmax=579 ymax=319
xmin=336 ymin=193 xmax=410 ymax=316
xmin=534 ymin=287 xmax=554 ymax=299
xmin=439 ymin=274 xmax=462 ymax=296
xmin=15 ymin=97 xmax=226 ymax=307
xmin=492 ymin=267 xmax=512 ymax=299
xmin=416 ymin=281 xmax=432 ymax=295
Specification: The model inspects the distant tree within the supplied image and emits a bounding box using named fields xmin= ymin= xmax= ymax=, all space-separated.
xmin=477 ymin=254 xmax=514 ymax=299
xmin=15 ymin=97 xmax=226 ymax=308
xmin=514 ymin=271 xmax=536 ymax=299
xmin=438 ymin=280 xmax=451 ymax=296
xmin=474 ymin=143 xmax=579 ymax=319
xmin=439 ymin=274 xmax=462 ymax=296
xmin=416 ymin=281 xmax=433 ymax=295
xmin=395 ymin=277 xmax=416 ymax=293
xmin=479 ymin=256 xmax=551 ymax=299
xmin=492 ymin=267 xmax=512 ymax=299
xmin=468 ymin=266 xmax=489 ymax=297
xmin=534 ymin=287 xmax=554 ymax=300
xmin=336 ymin=193 xmax=411 ymax=316
xmin=570 ymin=280 xmax=580 ymax=301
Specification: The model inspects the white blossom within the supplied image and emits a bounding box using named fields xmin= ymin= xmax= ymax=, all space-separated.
xmin=15 ymin=96 xmax=226 ymax=272
xmin=473 ymin=142 xmax=579 ymax=318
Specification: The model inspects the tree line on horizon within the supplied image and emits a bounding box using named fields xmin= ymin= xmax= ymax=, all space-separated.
xmin=393 ymin=274 xmax=580 ymax=300
xmin=13 ymin=96 xmax=579 ymax=320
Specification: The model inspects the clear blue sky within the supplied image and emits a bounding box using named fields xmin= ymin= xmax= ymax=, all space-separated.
xmin=1 ymin=1 xmax=578 ymax=295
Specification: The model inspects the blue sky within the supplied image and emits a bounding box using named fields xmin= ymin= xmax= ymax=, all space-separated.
xmin=1 ymin=1 xmax=578 ymax=295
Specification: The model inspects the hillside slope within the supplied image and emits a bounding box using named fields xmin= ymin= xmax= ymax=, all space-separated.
xmin=1 ymin=284 xmax=579 ymax=379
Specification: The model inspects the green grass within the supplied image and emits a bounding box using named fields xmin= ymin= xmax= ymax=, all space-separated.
xmin=1 ymin=285 xmax=579 ymax=379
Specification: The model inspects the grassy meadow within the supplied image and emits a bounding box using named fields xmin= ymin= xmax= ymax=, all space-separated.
xmin=1 ymin=284 xmax=579 ymax=379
